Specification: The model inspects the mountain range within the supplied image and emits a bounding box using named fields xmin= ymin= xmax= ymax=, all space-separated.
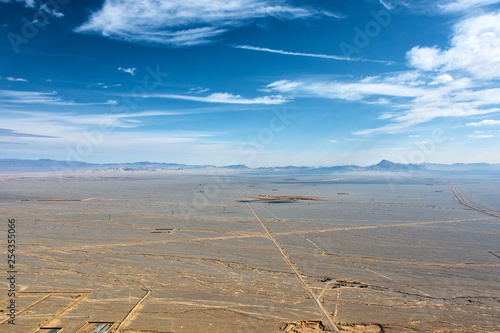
xmin=1 ymin=159 xmax=499 ymax=174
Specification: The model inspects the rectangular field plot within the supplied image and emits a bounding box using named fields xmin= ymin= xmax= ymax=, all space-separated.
xmin=76 ymin=322 xmax=115 ymax=333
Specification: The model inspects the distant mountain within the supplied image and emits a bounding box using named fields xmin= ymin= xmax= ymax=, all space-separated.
xmin=221 ymin=164 xmax=250 ymax=170
xmin=0 ymin=159 xmax=96 ymax=172
xmin=423 ymin=162 xmax=500 ymax=171
xmin=262 ymin=160 xmax=425 ymax=174
xmin=365 ymin=159 xmax=423 ymax=172
xmin=0 ymin=158 xmax=499 ymax=174
xmin=0 ymin=159 xmax=204 ymax=173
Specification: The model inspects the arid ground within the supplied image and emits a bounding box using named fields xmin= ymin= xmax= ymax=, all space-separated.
xmin=0 ymin=171 xmax=499 ymax=332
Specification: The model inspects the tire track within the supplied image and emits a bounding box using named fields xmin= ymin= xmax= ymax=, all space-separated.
xmin=449 ymin=181 xmax=500 ymax=219
xmin=114 ymin=288 xmax=151 ymax=332
xmin=238 ymin=190 xmax=340 ymax=333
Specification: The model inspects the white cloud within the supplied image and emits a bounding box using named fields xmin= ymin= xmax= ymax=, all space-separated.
xmin=440 ymin=0 xmax=500 ymax=12
xmin=39 ymin=3 xmax=64 ymax=17
xmin=234 ymin=45 xmax=389 ymax=63
xmin=406 ymin=46 xmax=445 ymax=71
xmin=188 ymin=87 xmax=210 ymax=94
xmin=469 ymin=134 xmax=494 ymax=138
xmin=5 ymin=77 xmax=28 ymax=82
xmin=0 ymin=89 xmax=117 ymax=106
xmin=0 ymin=90 xmax=61 ymax=104
xmin=265 ymin=79 xmax=423 ymax=101
xmin=319 ymin=11 xmax=345 ymax=19
xmin=407 ymin=12 xmax=500 ymax=79
xmin=102 ymin=84 xmax=122 ymax=89
xmin=264 ymin=80 xmax=303 ymax=93
xmin=265 ymin=72 xmax=500 ymax=134
xmin=380 ymin=71 xmax=425 ymax=86
xmin=118 ymin=67 xmax=136 ymax=75
xmin=378 ymin=112 xmax=397 ymax=119
xmin=0 ymin=111 xmax=192 ymax=151
xmin=0 ymin=109 xmax=218 ymax=156
xmin=430 ymin=74 xmax=454 ymax=85
xmin=466 ymin=119 xmax=500 ymax=126
xmin=368 ymin=98 xmax=391 ymax=105
xmin=137 ymin=92 xmax=288 ymax=105
xmin=75 ymin=0 xmax=326 ymax=46
xmin=379 ymin=0 xmax=394 ymax=10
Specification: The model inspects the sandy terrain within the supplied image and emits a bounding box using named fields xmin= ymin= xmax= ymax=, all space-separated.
xmin=0 ymin=172 xmax=499 ymax=332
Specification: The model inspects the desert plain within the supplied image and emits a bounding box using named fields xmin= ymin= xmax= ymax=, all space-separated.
xmin=0 ymin=170 xmax=499 ymax=332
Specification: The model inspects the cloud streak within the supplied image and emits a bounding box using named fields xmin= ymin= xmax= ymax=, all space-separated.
xmin=265 ymin=79 xmax=423 ymax=101
xmin=1 ymin=108 xmax=223 ymax=160
xmin=0 ymin=128 xmax=57 ymax=138
xmin=234 ymin=45 xmax=392 ymax=64
xmin=440 ymin=0 xmax=500 ymax=12
xmin=0 ymin=89 xmax=117 ymax=106
xmin=135 ymin=92 xmax=288 ymax=105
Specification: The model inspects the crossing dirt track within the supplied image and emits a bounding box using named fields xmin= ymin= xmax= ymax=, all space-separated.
xmin=449 ymin=180 xmax=500 ymax=219
xmin=0 ymin=171 xmax=499 ymax=332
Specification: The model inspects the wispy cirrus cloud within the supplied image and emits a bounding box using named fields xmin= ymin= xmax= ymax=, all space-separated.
xmin=188 ymin=87 xmax=210 ymax=94
xmin=266 ymin=75 xmax=500 ymax=134
xmin=0 ymin=89 xmax=116 ymax=106
xmin=265 ymin=78 xmax=423 ymax=101
xmin=136 ymin=92 xmax=288 ymax=105
xmin=234 ymin=45 xmax=392 ymax=64
xmin=265 ymin=11 xmax=500 ymax=135
xmin=75 ymin=0 xmax=330 ymax=47
xmin=6 ymin=110 xmax=186 ymax=129
xmin=0 ymin=90 xmax=62 ymax=104
xmin=1 ymin=109 xmax=222 ymax=159
xmin=440 ymin=0 xmax=500 ymax=12
xmin=379 ymin=0 xmax=394 ymax=10
xmin=0 ymin=128 xmax=56 ymax=138
xmin=39 ymin=3 xmax=64 ymax=17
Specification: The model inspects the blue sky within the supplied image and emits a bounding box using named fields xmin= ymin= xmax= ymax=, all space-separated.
xmin=1 ymin=0 xmax=500 ymax=167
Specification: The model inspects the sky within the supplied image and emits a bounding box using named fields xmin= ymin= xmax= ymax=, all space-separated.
xmin=1 ymin=0 xmax=500 ymax=167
